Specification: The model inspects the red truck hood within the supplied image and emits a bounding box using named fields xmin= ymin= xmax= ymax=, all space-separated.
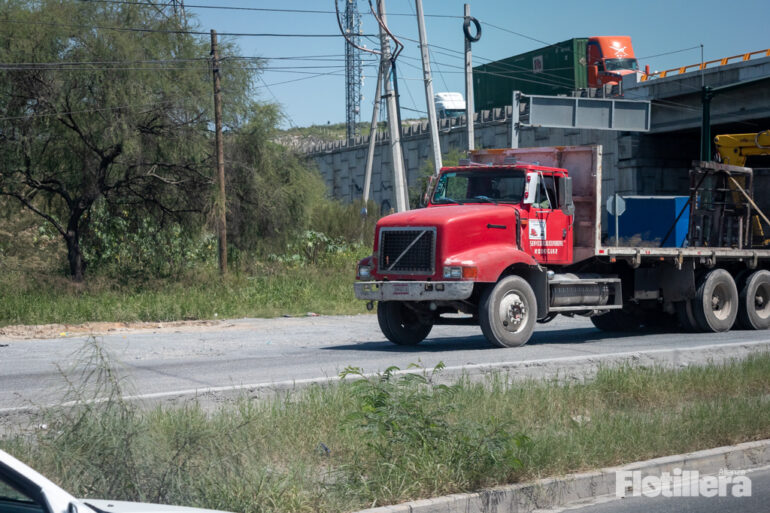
xmin=375 ymin=204 xmax=526 ymax=280
xmin=378 ymin=204 xmax=516 ymax=228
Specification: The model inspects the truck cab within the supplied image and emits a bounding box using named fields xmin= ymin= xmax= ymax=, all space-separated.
xmin=354 ymin=148 xmax=621 ymax=348
xmin=586 ymin=36 xmax=639 ymax=88
xmin=434 ymin=92 xmax=466 ymax=120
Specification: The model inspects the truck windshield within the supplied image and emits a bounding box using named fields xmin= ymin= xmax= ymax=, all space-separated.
xmin=604 ymin=58 xmax=638 ymax=71
xmin=442 ymin=109 xmax=465 ymax=119
xmin=432 ymin=169 xmax=525 ymax=204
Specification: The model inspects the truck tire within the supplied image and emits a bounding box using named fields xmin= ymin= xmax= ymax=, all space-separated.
xmin=675 ymin=300 xmax=700 ymax=332
xmin=589 ymin=310 xmax=642 ymax=332
xmin=479 ymin=275 xmax=537 ymax=348
xmin=736 ymin=270 xmax=770 ymax=330
xmin=692 ymin=269 xmax=738 ymax=332
xmin=377 ymin=301 xmax=433 ymax=346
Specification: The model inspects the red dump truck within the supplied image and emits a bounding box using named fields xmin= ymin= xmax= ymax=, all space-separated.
xmin=354 ymin=145 xmax=770 ymax=347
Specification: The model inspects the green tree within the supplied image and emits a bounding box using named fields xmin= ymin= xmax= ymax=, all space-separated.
xmin=225 ymin=103 xmax=327 ymax=254
xmin=0 ymin=0 xmax=252 ymax=280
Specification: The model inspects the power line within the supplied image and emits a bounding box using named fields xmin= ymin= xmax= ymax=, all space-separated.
xmin=400 ymin=106 xmax=427 ymax=115
xmin=1 ymin=58 xmax=210 ymax=66
xmin=0 ymin=19 xmax=376 ymax=37
xmin=638 ymin=46 xmax=701 ymax=60
xmin=0 ymin=55 xmax=373 ymax=67
xmin=80 ymin=0 xmax=465 ymax=18
xmin=0 ymin=95 xmax=208 ymax=121
xmin=81 ymin=0 xmax=338 ymax=14
xmin=0 ymin=65 xmax=206 ymax=71
xmin=481 ymin=22 xmax=552 ymax=46
xmin=255 ymin=70 xmax=347 ymax=89
xmin=257 ymin=74 xmax=297 ymax=129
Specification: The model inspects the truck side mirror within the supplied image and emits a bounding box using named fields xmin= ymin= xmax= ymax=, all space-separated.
xmin=559 ymin=177 xmax=575 ymax=216
xmin=420 ymin=175 xmax=437 ymax=208
xmin=523 ymin=172 xmax=539 ymax=204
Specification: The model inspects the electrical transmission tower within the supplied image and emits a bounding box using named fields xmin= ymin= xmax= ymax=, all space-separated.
xmin=168 ymin=0 xmax=185 ymax=17
xmin=342 ymin=0 xmax=363 ymax=142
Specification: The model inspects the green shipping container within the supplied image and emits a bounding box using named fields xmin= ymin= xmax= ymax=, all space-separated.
xmin=473 ymin=38 xmax=588 ymax=111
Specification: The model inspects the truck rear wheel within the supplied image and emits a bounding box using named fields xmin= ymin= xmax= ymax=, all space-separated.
xmin=736 ymin=270 xmax=770 ymax=330
xmin=377 ymin=301 xmax=433 ymax=346
xmin=479 ymin=275 xmax=537 ymax=348
xmin=675 ymin=300 xmax=700 ymax=332
xmin=692 ymin=269 xmax=738 ymax=332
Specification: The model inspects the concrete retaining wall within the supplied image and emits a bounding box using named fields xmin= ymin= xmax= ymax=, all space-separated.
xmin=306 ymin=112 xmax=693 ymax=233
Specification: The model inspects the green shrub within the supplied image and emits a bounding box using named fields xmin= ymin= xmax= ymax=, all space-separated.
xmin=338 ymin=364 xmax=528 ymax=502
xmin=82 ymin=201 xmax=215 ymax=280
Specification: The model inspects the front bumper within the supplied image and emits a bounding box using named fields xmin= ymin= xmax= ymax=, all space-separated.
xmin=354 ymin=280 xmax=475 ymax=301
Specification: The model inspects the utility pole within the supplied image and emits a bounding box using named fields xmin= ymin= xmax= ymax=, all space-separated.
xmin=464 ymin=3 xmax=475 ymax=151
xmin=210 ymin=30 xmax=227 ymax=275
xmin=378 ymin=0 xmax=409 ymax=212
xmin=701 ymin=85 xmax=714 ymax=161
xmin=362 ymin=68 xmax=383 ymax=214
xmin=415 ymin=0 xmax=442 ymax=175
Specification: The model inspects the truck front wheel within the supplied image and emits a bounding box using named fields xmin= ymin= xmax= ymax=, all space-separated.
xmin=377 ymin=302 xmax=433 ymax=346
xmin=479 ymin=275 xmax=537 ymax=348
xmin=692 ymin=269 xmax=738 ymax=332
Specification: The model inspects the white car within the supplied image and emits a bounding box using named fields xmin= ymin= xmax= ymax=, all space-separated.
xmin=0 ymin=449 xmax=232 ymax=513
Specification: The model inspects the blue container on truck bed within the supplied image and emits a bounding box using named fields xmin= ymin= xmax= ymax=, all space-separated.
xmin=607 ymin=196 xmax=690 ymax=248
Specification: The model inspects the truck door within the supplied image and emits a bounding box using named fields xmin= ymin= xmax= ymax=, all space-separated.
xmin=587 ymin=41 xmax=603 ymax=87
xmin=528 ymin=173 xmax=572 ymax=265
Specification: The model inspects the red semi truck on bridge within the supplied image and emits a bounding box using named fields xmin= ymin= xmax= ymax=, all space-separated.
xmin=354 ymin=145 xmax=770 ymax=347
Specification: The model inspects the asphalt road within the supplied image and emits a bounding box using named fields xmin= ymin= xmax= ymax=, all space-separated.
xmin=1 ymin=314 xmax=770 ymax=411
xmin=562 ymin=466 xmax=770 ymax=513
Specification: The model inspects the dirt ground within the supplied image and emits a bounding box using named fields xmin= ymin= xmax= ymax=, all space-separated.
xmin=0 ymin=319 xmax=223 ymax=340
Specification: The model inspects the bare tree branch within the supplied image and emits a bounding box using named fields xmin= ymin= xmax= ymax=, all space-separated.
xmin=0 ymin=191 xmax=66 ymax=236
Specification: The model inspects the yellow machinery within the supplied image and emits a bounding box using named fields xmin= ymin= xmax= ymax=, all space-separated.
xmin=714 ymin=130 xmax=770 ymax=245
xmin=714 ymin=130 xmax=770 ymax=166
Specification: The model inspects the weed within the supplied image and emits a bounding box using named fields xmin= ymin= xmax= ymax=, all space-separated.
xmin=338 ymin=364 xmax=528 ymax=504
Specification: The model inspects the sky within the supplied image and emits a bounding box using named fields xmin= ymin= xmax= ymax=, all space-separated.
xmin=188 ymin=0 xmax=770 ymax=128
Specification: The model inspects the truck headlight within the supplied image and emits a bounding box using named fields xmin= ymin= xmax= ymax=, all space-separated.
xmin=443 ymin=265 xmax=478 ymax=279
xmin=443 ymin=266 xmax=462 ymax=279
xmin=357 ymin=264 xmax=373 ymax=279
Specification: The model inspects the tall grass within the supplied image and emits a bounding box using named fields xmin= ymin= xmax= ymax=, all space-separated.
xmin=0 ymin=196 xmax=379 ymax=327
xmin=0 ymin=248 xmax=370 ymax=327
xmin=2 ymin=347 xmax=769 ymax=513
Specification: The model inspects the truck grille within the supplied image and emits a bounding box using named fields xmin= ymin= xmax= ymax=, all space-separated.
xmin=379 ymin=227 xmax=436 ymax=274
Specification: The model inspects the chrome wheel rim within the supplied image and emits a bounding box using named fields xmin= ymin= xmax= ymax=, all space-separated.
xmin=498 ymin=291 xmax=528 ymax=333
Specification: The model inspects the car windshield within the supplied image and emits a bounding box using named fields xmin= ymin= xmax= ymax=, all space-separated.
xmin=432 ymin=169 xmax=526 ymax=204
xmin=604 ymin=58 xmax=638 ymax=71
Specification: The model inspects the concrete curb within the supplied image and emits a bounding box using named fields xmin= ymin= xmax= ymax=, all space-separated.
xmin=357 ymin=439 xmax=770 ymax=513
